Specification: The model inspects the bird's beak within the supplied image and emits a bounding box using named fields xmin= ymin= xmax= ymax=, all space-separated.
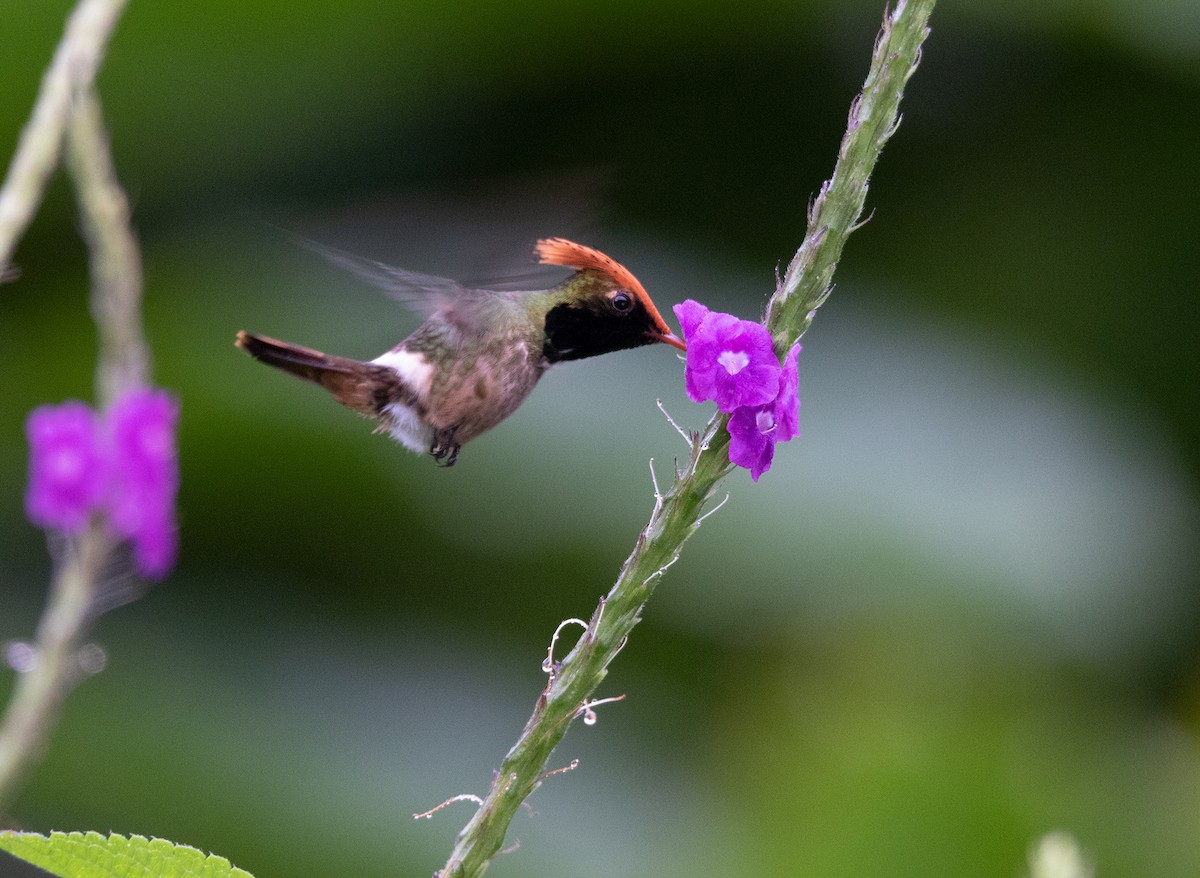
xmin=654 ymin=330 xmax=687 ymax=352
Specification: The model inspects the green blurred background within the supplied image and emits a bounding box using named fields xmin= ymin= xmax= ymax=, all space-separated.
xmin=2 ymin=0 xmax=1199 ymax=875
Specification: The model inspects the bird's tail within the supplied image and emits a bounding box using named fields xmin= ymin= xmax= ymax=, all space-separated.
xmin=235 ymin=331 xmax=412 ymax=416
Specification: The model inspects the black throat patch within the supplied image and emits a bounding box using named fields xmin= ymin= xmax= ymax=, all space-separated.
xmin=542 ymin=300 xmax=657 ymax=363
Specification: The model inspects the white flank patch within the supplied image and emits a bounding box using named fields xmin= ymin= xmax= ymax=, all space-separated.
xmin=371 ymin=348 xmax=436 ymax=454
xmin=379 ymin=401 xmax=432 ymax=453
xmin=371 ymin=348 xmax=435 ymax=398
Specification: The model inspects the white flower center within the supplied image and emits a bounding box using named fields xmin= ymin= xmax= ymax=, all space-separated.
xmin=718 ymin=350 xmax=750 ymax=375
xmin=755 ymin=411 xmax=775 ymax=434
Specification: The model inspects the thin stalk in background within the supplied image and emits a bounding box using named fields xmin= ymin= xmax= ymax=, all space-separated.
xmin=0 ymin=0 xmax=145 ymax=818
xmin=0 ymin=0 xmax=129 ymax=281
xmin=0 ymin=523 xmax=116 ymax=812
xmin=66 ymin=88 xmax=150 ymax=405
xmin=435 ymin=1 xmax=935 ymax=875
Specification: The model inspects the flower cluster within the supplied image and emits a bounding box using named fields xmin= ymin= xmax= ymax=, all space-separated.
xmin=25 ymin=387 xmax=180 ymax=579
xmin=674 ymin=300 xmax=800 ymax=481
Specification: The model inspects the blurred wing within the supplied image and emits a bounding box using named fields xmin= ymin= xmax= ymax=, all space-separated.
xmin=286 ymin=231 xmax=472 ymax=316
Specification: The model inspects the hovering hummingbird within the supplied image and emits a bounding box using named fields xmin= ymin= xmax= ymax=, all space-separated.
xmin=235 ymin=237 xmax=686 ymax=466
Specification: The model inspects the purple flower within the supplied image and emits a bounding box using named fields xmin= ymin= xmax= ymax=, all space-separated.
xmin=673 ymin=299 xmax=781 ymax=412
xmin=774 ymin=342 xmax=801 ymax=442
xmin=727 ymin=405 xmax=779 ymax=482
xmin=23 ymin=387 xmax=180 ymax=580
xmin=726 ymin=343 xmax=801 ymax=482
xmin=673 ymin=296 xmax=804 ymax=480
xmin=106 ymin=388 xmax=180 ymax=579
xmin=25 ymin=402 xmax=107 ymax=533
xmin=673 ymin=298 xmax=710 ymax=341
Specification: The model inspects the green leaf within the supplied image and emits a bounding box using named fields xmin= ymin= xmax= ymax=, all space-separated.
xmin=0 ymin=831 xmax=254 ymax=878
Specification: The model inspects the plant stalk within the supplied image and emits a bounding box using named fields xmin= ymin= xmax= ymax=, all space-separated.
xmin=0 ymin=0 xmax=129 ymax=281
xmin=0 ymin=0 xmax=145 ymax=819
xmin=435 ymin=4 xmax=934 ymax=873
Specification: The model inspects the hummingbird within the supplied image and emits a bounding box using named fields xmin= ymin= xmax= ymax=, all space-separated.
xmin=235 ymin=237 xmax=686 ymax=466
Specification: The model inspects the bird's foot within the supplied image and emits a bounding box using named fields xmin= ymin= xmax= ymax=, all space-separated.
xmin=430 ymin=429 xmax=461 ymax=467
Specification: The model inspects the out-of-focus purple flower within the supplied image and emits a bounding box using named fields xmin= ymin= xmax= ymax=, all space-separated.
xmin=725 ymin=343 xmax=801 ymax=482
xmin=106 ymin=387 xmax=180 ymax=579
xmin=673 ymin=300 xmax=781 ymax=412
xmin=124 ymin=514 xmax=178 ymax=581
xmin=25 ymin=402 xmax=108 ymax=533
xmin=23 ymin=387 xmax=180 ymax=580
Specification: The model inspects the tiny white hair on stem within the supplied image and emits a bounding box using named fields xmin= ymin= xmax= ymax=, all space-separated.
xmin=542 ymin=617 xmax=590 ymax=678
xmin=541 ymin=758 xmax=580 ymax=780
xmin=849 ymin=207 xmax=876 ymax=233
xmin=413 ymin=793 xmax=485 ymax=820
xmin=696 ymin=492 xmax=730 ymax=526
xmin=642 ymin=551 xmax=681 ymax=587
xmin=648 ymin=458 xmax=663 ymax=510
xmin=576 ymin=695 xmax=626 ymax=726
xmin=656 ymin=398 xmax=692 ymax=446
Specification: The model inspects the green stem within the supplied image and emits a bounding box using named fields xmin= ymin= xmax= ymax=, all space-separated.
xmin=0 ymin=523 xmax=115 ymax=813
xmin=767 ymin=0 xmax=934 ymax=352
xmin=0 ymin=0 xmax=129 ymax=282
xmin=438 ymin=419 xmax=732 ymax=875
xmin=66 ymin=88 xmax=150 ymax=407
xmin=439 ymin=2 xmax=934 ymax=873
xmin=0 ymin=0 xmax=144 ymax=819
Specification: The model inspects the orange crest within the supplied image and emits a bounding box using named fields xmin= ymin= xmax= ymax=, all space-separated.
xmin=535 ymin=238 xmax=649 ymax=299
xmin=534 ymin=237 xmax=682 ymax=348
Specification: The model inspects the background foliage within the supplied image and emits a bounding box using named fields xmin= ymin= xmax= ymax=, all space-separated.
xmin=2 ymin=1 xmax=1198 ymax=875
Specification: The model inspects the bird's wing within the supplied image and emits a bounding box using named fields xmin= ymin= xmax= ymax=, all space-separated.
xmin=286 ymin=231 xmax=473 ymax=316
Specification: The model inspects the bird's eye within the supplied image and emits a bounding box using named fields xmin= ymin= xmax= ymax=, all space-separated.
xmin=610 ymin=291 xmax=633 ymax=313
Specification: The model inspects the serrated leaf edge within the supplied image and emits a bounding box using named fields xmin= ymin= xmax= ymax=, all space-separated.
xmin=0 ymin=830 xmax=253 ymax=878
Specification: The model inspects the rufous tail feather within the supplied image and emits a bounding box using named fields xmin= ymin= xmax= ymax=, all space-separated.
xmin=235 ymin=330 xmax=412 ymax=415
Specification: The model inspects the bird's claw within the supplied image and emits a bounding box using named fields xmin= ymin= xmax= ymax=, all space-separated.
xmin=430 ymin=429 xmax=460 ymax=467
